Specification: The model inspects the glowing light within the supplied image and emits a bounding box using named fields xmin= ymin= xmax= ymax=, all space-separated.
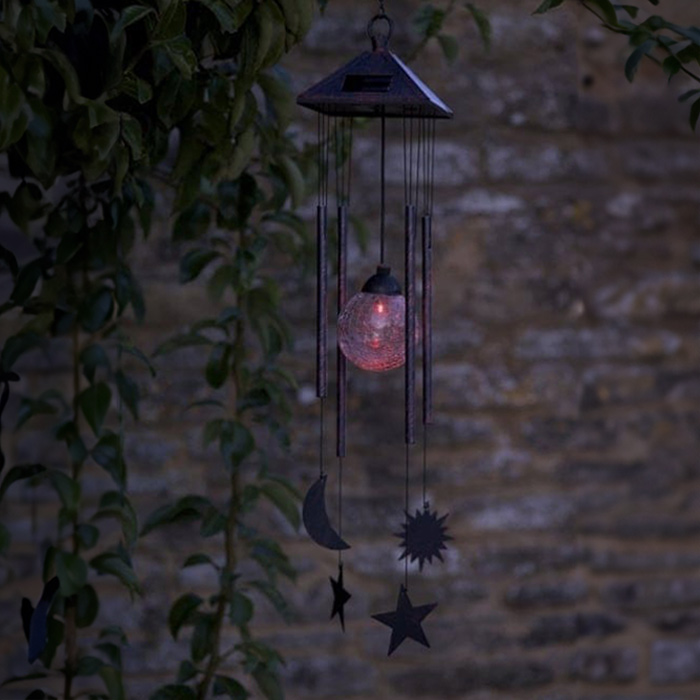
xmin=338 ymin=291 xmax=405 ymax=372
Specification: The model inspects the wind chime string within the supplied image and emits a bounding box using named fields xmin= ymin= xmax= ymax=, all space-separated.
xmin=404 ymin=443 xmax=410 ymax=589
xmin=337 ymin=455 xmax=344 ymax=567
xmin=335 ymin=117 xmax=352 ymax=571
xmin=420 ymin=115 xmax=437 ymax=507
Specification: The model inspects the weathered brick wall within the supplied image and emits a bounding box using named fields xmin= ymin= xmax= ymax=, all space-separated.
xmin=3 ymin=0 xmax=700 ymax=698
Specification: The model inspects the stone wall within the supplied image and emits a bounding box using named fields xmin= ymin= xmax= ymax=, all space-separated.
xmin=3 ymin=0 xmax=700 ymax=698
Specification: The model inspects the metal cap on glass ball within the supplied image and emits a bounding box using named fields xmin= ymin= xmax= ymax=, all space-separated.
xmin=338 ymin=266 xmax=405 ymax=372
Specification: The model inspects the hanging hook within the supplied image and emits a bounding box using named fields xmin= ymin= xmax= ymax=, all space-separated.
xmin=367 ymin=10 xmax=393 ymax=50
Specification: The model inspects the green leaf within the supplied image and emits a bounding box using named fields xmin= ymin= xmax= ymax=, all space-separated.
xmin=157 ymin=0 xmax=187 ymax=39
xmin=182 ymin=553 xmax=218 ymax=569
xmin=149 ymin=685 xmax=197 ymax=700
xmin=248 ymin=580 xmax=294 ymax=623
xmin=173 ymin=202 xmax=211 ymax=242
xmin=176 ymin=660 xmax=197 ymax=683
xmin=168 ymin=593 xmax=203 ymax=639
xmin=91 ymin=491 xmax=139 ymax=547
xmin=0 ymin=464 xmax=46 ymax=503
xmin=0 ymin=672 xmax=48 ymax=688
xmin=0 ymin=244 xmax=18 ymax=277
xmin=213 ymin=675 xmax=249 ymax=699
xmin=259 ymin=482 xmax=300 ymax=530
xmin=33 ymin=0 xmax=67 ymax=40
xmin=1 ymin=332 xmax=44 ymax=370
xmin=76 ymin=584 xmax=100 ymax=628
xmin=55 ymin=551 xmax=88 ymax=596
xmin=56 ymin=420 xmax=89 ymax=465
xmin=16 ymin=394 xmax=59 ymax=429
xmin=615 ymin=4 xmax=638 ymax=18
xmin=11 ymin=258 xmax=43 ymax=304
xmin=205 ymin=342 xmax=232 ymax=388
xmin=250 ymin=538 xmax=295 ymax=581
xmin=679 ymin=88 xmax=700 ymax=103
xmin=163 ymin=36 xmax=198 ymax=80
xmin=625 ymin=39 xmax=655 ymax=82
xmin=79 ymin=382 xmax=112 ymax=436
xmin=79 ymin=288 xmax=115 ymax=333
xmin=229 ymin=591 xmax=254 ymax=626
xmin=436 ymin=34 xmax=459 ymax=63
xmin=179 ymin=248 xmax=221 ymax=283
xmin=252 ymin=668 xmax=283 ymax=700
xmin=111 ymin=5 xmax=155 ymax=43
xmin=76 ymin=655 xmax=104 ymax=676
xmin=663 ymin=55 xmax=681 ymax=81
xmin=691 ymin=96 xmax=700 ymax=132
xmin=194 ymin=0 xmax=242 ymax=32
xmin=465 ymin=3 xmax=491 ymax=50
xmin=153 ymin=332 xmax=213 ymax=356
xmin=258 ymin=72 xmax=293 ymax=129
xmin=220 ymin=421 xmax=255 ymax=469
xmin=90 ymin=548 xmax=141 ymax=595
xmin=588 ymin=0 xmax=619 ymax=25
xmin=115 ymin=370 xmax=139 ymax=420
xmin=99 ymin=664 xmax=126 ymax=700
xmin=92 ymin=433 xmax=126 ymax=488
xmin=76 ymin=523 xmax=100 ymax=550
xmin=40 ymin=615 xmax=64 ymax=668
xmin=141 ymin=495 xmax=212 ymax=535
xmin=200 ymin=505 xmax=226 ymax=538
xmin=533 ymin=0 xmax=566 ymax=13
xmin=119 ymin=342 xmax=156 ymax=377
xmin=81 ymin=344 xmax=111 ymax=384
xmin=95 ymin=641 xmax=122 ymax=671
xmin=413 ymin=4 xmax=446 ymax=38
xmin=191 ymin=613 xmax=215 ymax=662
xmin=203 ymin=419 xmax=223 ymax=446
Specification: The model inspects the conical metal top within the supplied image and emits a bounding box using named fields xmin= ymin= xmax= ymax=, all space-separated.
xmin=297 ymin=14 xmax=453 ymax=119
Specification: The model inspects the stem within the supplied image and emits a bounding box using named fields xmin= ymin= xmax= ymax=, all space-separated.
xmin=64 ymin=321 xmax=81 ymax=700
xmin=579 ymin=0 xmax=700 ymax=84
xmin=196 ymin=306 xmax=246 ymax=700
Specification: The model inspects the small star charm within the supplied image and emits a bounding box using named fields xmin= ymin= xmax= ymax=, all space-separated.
xmin=372 ymin=585 xmax=437 ymax=655
xmin=330 ymin=564 xmax=351 ymax=632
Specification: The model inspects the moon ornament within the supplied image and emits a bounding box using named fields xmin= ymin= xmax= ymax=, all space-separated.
xmin=302 ymin=475 xmax=350 ymax=550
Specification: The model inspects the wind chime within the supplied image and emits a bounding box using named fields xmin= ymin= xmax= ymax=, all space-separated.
xmin=298 ymin=2 xmax=452 ymax=656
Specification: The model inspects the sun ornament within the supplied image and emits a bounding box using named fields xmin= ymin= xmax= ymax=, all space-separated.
xmin=396 ymin=506 xmax=451 ymax=571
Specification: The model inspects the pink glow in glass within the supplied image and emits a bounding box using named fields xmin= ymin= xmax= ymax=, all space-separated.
xmin=338 ymin=292 xmax=405 ymax=372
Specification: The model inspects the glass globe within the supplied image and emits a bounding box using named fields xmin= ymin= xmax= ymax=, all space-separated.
xmin=338 ymin=267 xmax=405 ymax=372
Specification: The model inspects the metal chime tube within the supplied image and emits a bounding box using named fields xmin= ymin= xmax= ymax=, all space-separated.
xmin=337 ymin=204 xmax=348 ymax=457
xmin=422 ymin=213 xmax=433 ymax=425
xmin=316 ymin=204 xmax=328 ymax=398
xmin=405 ymin=204 xmax=416 ymax=445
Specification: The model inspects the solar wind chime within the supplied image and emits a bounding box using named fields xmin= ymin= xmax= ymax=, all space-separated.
xmin=298 ymin=3 xmax=453 ymax=655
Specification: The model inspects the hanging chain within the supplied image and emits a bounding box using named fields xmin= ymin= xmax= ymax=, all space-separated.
xmin=378 ymin=0 xmax=386 ymax=15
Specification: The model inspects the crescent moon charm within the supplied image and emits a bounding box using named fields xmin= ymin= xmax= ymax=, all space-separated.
xmin=302 ymin=475 xmax=350 ymax=550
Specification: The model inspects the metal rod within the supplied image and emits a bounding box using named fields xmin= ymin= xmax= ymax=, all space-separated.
xmin=405 ymin=204 xmax=416 ymax=445
xmin=337 ymin=204 xmax=348 ymax=457
xmin=380 ymin=113 xmax=386 ymax=264
xmin=316 ymin=204 xmax=328 ymax=398
xmin=422 ymin=214 xmax=433 ymax=424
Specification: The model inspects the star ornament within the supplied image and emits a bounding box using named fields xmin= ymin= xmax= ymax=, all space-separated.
xmin=330 ymin=565 xmax=351 ymax=632
xmin=372 ymin=585 xmax=437 ymax=656
xmin=396 ymin=506 xmax=451 ymax=571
